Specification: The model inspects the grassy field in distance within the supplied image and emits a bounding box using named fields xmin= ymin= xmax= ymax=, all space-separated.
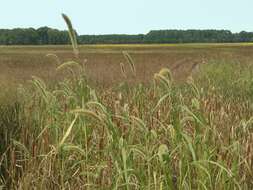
xmin=1 ymin=43 xmax=253 ymax=86
xmin=0 ymin=43 xmax=253 ymax=189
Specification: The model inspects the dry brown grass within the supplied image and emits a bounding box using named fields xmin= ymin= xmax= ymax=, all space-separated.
xmin=1 ymin=44 xmax=253 ymax=87
xmin=1 ymin=44 xmax=253 ymax=189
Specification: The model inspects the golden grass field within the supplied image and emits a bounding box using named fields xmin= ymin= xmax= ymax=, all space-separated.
xmin=1 ymin=43 xmax=253 ymax=189
xmin=1 ymin=43 xmax=253 ymax=86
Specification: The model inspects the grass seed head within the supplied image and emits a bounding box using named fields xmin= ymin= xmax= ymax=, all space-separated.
xmin=123 ymin=51 xmax=136 ymax=76
xmin=62 ymin=13 xmax=79 ymax=57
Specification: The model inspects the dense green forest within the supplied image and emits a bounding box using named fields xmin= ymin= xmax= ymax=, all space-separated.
xmin=0 ymin=27 xmax=253 ymax=44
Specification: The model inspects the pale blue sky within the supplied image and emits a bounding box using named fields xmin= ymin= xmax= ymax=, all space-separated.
xmin=1 ymin=0 xmax=252 ymax=34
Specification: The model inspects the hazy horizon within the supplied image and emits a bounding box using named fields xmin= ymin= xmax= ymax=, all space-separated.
xmin=1 ymin=0 xmax=253 ymax=35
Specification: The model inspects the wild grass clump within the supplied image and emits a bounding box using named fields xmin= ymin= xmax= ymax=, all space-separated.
xmin=0 ymin=15 xmax=253 ymax=190
xmin=195 ymin=59 xmax=253 ymax=101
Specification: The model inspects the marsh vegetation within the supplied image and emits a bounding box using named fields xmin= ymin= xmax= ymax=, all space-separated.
xmin=0 ymin=15 xmax=253 ymax=189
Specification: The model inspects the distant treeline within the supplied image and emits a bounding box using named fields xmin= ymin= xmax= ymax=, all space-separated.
xmin=1 ymin=27 xmax=253 ymax=45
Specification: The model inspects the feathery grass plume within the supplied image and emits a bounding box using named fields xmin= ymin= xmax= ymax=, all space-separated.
xmin=56 ymin=61 xmax=81 ymax=72
xmin=123 ymin=51 xmax=136 ymax=76
xmin=154 ymin=68 xmax=172 ymax=86
xmin=59 ymin=115 xmax=78 ymax=147
xmin=154 ymin=73 xmax=171 ymax=89
xmin=181 ymin=105 xmax=205 ymax=126
xmin=120 ymin=62 xmax=127 ymax=78
xmin=158 ymin=68 xmax=172 ymax=81
xmin=71 ymin=108 xmax=103 ymax=122
xmin=31 ymin=76 xmax=46 ymax=90
xmin=30 ymin=76 xmax=49 ymax=103
xmin=46 ymin=53 xmax=61 ymax=65
xmin=86 ymin=101 xmax=107 ymax=114
xmin=62 ymin=13 xmax=79 ymax=57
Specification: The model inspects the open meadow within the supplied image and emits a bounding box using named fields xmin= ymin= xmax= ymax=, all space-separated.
xmin=0 ymin=43 xmax=253 ymax=189
xmin=2 ymin=43 xmax=253 ymax=85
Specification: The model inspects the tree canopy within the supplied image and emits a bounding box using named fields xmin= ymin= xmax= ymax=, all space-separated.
xmin=0 ymin=27 xmax=253 ymax=45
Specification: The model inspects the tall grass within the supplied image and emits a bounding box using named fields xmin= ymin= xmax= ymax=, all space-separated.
xmin=0 ymin=15 xmax=253 ymax=190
